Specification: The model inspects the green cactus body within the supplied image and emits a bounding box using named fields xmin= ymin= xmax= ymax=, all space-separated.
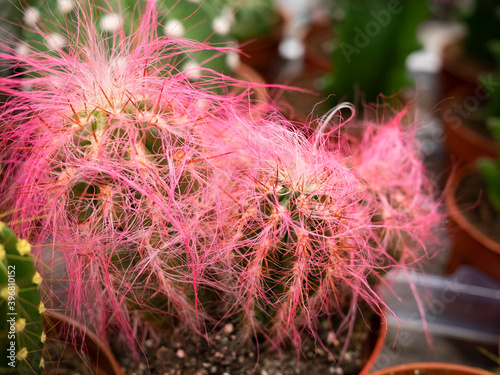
xmin=0 ymin=0 xmax=23 ymax=104
xmin=224 ymin=0 xmax=280 ymax=42
xmin=158 ymin=1 xmax=239 ymax=79
xmin=0 ymin=223 xmax=45 ymax=374
xmin=323 ymin=0 xmax=430 ymax=105
xmin=52 ymin=90 xmax=209 ymax=325
xmin=20 ymin=0 xmax=236 ymax=78
xmin=478 ymin=118 xmax=500 ymax=215
xmin=66 ymin=106 xmax=201 ymax=241
xmin=21 ymin=0 xmax=79 ymax=54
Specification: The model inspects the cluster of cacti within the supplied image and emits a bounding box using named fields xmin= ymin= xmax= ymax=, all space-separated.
xmin=0 ymin=0 xmax=441 ymax=362
xmin=0 ymin=223 xmax=45 ymax=374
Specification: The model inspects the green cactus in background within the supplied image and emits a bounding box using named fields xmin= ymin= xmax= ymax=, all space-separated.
xmin=157 ymin=0 xmax=237 ymax=77
xmin=0 ymin=0 xmax=23 ymax=105
xmin=222 ymin=0 xmax=281 ymax=42
xmin=19 ymin=0 xmax=281 ymax=78
xmin=19 ymin=0 xmax=238 ymax=77
xmin=478 ymin=119 xmax=500 ymax=215
xmin=323 ymin=0 xmax=430 ymax=106
xmin=477 ymin=38 xmax=500 ymax=214
xmin=483 ymin=40 xmax=500 ymax=120
xmin=462 ymin=0 xmax=500 ymax=68
xmin=0 ymin=222 xmax=45 ymax=374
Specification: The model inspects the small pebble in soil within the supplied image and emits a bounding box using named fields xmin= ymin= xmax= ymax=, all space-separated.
xmin=223 ymin=323 xmax=234 ymax=334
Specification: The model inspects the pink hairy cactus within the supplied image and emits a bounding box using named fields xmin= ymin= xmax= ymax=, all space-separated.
xmin=0 ymin=0 xmax=441 ymax=360
xmin=217 ymin=105 xmax=442 ymax=351
xmin=0 ymin=0 xmax=265 ymax=342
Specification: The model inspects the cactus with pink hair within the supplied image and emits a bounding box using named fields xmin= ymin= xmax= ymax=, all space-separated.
xmin=215 ymin=104 xmax=441 ymax=351
xmin=0 ymin=0 xmax=441 ymax=364
xmin=0 ymin=0 xmax=255 ymax=341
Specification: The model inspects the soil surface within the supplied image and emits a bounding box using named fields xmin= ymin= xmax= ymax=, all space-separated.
xmin=112 ymin=310 xmax=380 ymax=375
xmin=455 ymin=171 xmax=500 ymax=244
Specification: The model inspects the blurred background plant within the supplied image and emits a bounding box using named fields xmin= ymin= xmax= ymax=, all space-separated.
xmin=439 ymin=0 xmax=500 ymax=97
xmin=322 ymin=0 xmax=430 ymax=109
xmin=478 ymin=120 xmax=500 ymax=215
xmin=0 ymin=0 xmax=22 ymax=105
xmin=460 ymin=0 xmax=500 ymax=71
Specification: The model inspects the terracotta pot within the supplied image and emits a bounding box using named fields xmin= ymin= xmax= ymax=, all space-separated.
xmin=278 ymin=66 xmax=328 ymax=123
xmin=441 ymin=87 xmax=498 ymax=165
xmin=359 ymin=314 xmax=388 ymax=374
xmin=44 ymin=311 xmax=125 ymax=375
xmin=370 ymin=362 xmax=494 ymax=375
xmin=303 ymin=20 xmax=334 ymax=72
xmin=237 ymin=14 xmax=285 ymax=84
xmin=439 ymin=37 xmax=493 ymax=101
xmin=445 ymin=165 xmax=500 ymax=283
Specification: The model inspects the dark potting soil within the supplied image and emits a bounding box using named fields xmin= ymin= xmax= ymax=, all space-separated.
xmin=114 ymin=310 xmax=379 ymax=375
xmin=455 ymin=171 xmax=500 ymax=244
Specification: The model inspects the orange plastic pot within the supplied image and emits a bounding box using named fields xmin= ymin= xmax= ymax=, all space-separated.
xmin=445 ymin=165 xmax=500 ymax=283
xmin=303 ymin=20 xmax=334 ymax=72
xmin=370 ymin=362 xmax=494 ymax=375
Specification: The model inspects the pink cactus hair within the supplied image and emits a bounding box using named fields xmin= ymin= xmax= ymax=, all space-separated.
xmin=0 ymin=0 xmax=442 ymax=365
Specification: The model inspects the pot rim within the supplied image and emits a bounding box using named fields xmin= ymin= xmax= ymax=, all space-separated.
xmin=442 ymin=86 xmax=499 ymax=155
xmin=445 ymin=164 xmax=500 ymax=256
xmin=360 ymin=313 xmax=388 ymax=375
xmin=44 ymin=310 xmax=126 ymax=375
xmin=369 ymin=362 xmax=495 ymax=375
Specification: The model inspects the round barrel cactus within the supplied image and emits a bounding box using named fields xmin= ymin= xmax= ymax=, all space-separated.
xmin=0 ymin=0 xmax=262 ymax=346
xmin=220 ymin=106 xmax=441 ymax=350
